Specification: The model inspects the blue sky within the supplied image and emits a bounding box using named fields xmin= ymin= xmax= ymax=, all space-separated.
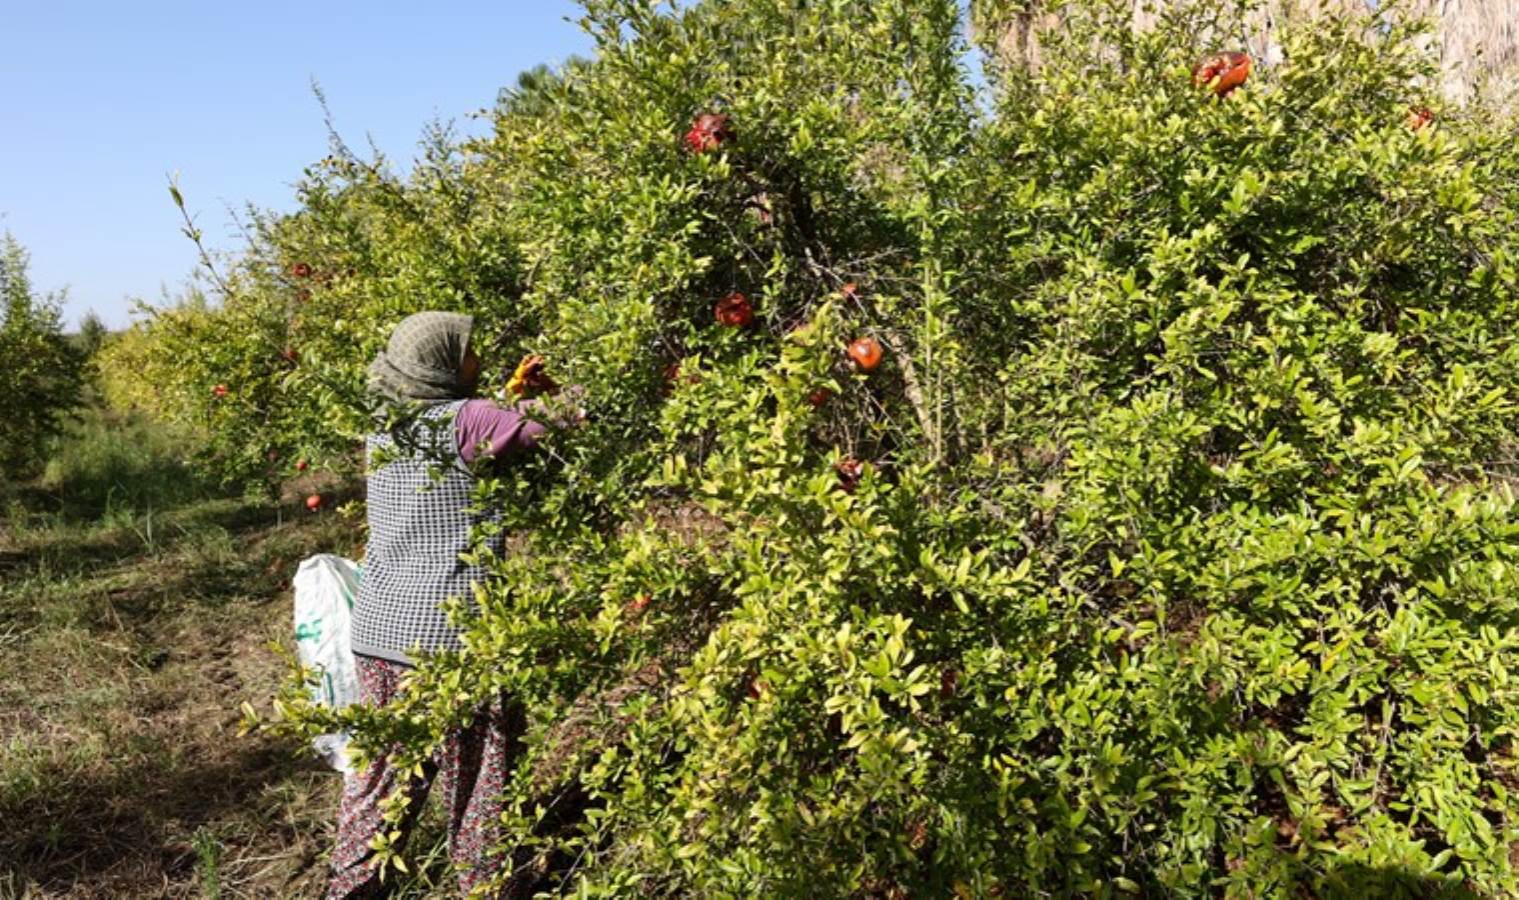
xmin=1 ymin=2 xmax=593 ymax=329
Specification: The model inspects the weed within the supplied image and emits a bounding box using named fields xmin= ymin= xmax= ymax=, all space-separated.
xmin=192 ymin=826 xmax=224 ymax=899
xmin=34 ymin=406 xmax=210 ymax=523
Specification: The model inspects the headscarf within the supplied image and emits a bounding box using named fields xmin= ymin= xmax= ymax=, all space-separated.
xmin=366 ymin=311 xmax=475 ymax=405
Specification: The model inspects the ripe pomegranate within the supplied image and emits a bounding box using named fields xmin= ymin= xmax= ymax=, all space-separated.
xmin=660 ymin=360 xmax=702 ymax=394
xmin=212 ymin=384 xmax=228 ymax=399
xmin=305 ymin=494 xmax=323 ymax=512
xmin=715 ymin=292 xmax=755 ymax=328
xmin=835 ymin=457 xmax=864 ymax=493
xmin=847 ymin=336 xmax=883 ymax=371
xmin=290 ymin=262 xmax=312 ymax=279
xmin=660 ymin=361 xmax=681 ymax=396
xmin=295 ymin=459 xmax=309 ymax=472
xmin=1192 ymin=51 xmax=1251 ymax=97
xmin=1407 ymin=105 xmax=1434 ymax=131
xmin=807 ymin=387 xmax=832 ymax=408
xmin=628 ymin=594 xmax=652 ymax=614
xmin=683 ymin=112 xmax=734 ymax=154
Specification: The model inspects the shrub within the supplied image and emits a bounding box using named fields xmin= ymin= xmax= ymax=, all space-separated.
xmin=37 ymin=406 xmax=208 ymax=519
xmin=97 ymin=121 xmax=527 ymax=493
xmin=225 ymin=0 xmax=1519 ymax=893
xmin=0 ymin=234 xmax=87 ymax=481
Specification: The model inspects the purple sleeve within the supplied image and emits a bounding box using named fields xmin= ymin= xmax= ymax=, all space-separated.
xmin=454 ymin=398 xmax=549 ymax=465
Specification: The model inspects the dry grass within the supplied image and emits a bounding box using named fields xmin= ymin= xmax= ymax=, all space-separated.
xmin=0 ymin=412 xmax=450 ymax=899
xmin=0 ymin=493 xmax=347 ymax=899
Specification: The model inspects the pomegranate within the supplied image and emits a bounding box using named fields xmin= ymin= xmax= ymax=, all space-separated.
xmin=1192 ymin=51 xmax=1251 ymax=97
xmin=847 ymin=336 xmax=883 ymax=372
xmin=715 ymin=292 xmax=755 ymax=328
xmin=683 ymin=112 xmax=734 ymax=154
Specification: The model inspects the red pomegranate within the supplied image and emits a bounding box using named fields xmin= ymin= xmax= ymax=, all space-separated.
xmin=835 ymin=457 xmax=865 ymax=493
xmin=847 ymin=336 xmax=883 ymax=372
xmin=1192 ymin=51 xmax=1252 ymax=97
xmin=683 ymin=112 xmax=734 ymax=154
xmin=715 ymin=292 xmax=755 ymax=328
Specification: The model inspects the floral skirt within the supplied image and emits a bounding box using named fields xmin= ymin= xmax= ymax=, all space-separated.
xmin=326 ymin=654 xmax=520 ymax=899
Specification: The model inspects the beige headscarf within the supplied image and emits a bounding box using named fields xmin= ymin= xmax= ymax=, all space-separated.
xmin=366 ymin=312 xmax=474 ymax=405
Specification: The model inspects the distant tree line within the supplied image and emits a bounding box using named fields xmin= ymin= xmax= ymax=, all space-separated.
xmin=0 ymin=233 xmax=87 ymax=480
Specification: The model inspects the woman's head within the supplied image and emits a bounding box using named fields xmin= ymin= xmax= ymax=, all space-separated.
xmin=366 ymin=311 xmax=478 ymax=404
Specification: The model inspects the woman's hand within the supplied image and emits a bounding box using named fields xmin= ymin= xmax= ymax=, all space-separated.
xmin=506 ymin=354 xmax=558 ymax=398
xmin=507 ymin=355 xmax=586 ymax=428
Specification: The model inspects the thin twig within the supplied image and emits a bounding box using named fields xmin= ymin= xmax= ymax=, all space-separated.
xmin=167 ymin=176 xmax=234 ymax=297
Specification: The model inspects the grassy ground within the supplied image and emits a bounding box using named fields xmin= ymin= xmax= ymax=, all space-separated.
xmin=0 ymin=409 xmax=450 ymax=899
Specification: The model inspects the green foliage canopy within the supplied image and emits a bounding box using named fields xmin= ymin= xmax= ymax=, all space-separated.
xmin=132 ymin=0 xmax=1519 ymax=893
xmin=0 ymin=234 xmax=87 ymax=480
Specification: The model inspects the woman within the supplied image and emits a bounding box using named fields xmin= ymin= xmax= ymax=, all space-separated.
xmin=328 ymin=311 xmax=567 ymax=898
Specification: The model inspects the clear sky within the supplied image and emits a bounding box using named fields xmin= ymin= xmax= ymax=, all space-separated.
xmin=1 ymin=2 xmax=594 ymax=329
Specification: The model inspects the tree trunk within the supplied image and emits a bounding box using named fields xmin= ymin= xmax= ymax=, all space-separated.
xmin=972 ymin=0 xmax=1518 ymax=107
xmin=1400 ymin=0 xmax=1519 ymax=105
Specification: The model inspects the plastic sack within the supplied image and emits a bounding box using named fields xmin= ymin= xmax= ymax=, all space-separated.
xmin=292 ymin=554 xmax=361 ymax=773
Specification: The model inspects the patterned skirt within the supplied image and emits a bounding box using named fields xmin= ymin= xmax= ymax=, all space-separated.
xmin=326 ymin=654 xmax=521 ymax=899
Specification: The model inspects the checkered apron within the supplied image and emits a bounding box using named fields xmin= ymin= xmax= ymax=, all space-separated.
xmin=350 ymin=399 xmax=500 ymax=665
